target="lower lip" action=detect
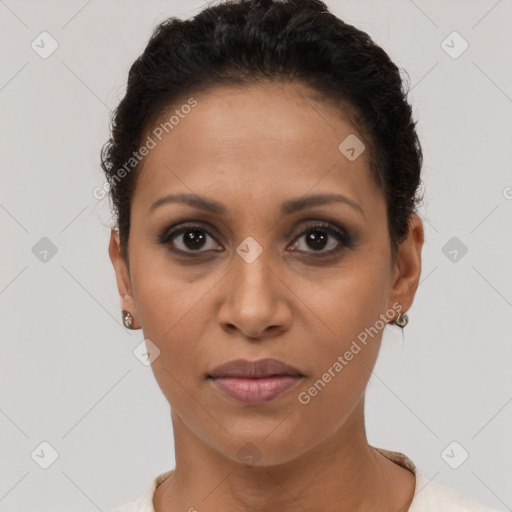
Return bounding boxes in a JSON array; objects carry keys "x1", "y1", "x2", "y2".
[{"x1": 209, "y1": 375, "x2": 302, "y2": 405}]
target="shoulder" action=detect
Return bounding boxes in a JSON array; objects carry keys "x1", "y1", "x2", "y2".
[
  {"x1": 107, "y1": 470, "x2": 173, "y2": 512},
  {"x1": 372, "y1": 446, "x2": 497, "y2": 512},
  {"x1": 410, "y1": 472, "x2": 498, "y2": 511}
]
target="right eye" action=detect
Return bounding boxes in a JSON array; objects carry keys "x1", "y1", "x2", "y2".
[{"x1": 159, "y1": 225, "x2": 223, "y2": 254}]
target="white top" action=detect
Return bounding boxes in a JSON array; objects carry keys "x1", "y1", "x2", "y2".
[{"x1": 109, "y1": 447, "x2": 497, "y2": 512}]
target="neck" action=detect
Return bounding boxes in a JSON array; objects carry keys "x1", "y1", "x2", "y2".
[{"x1": 154, "y1": 400, "x2": 415, "y2": 512}]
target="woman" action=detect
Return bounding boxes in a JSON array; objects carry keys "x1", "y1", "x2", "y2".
[{"x1": 103, "y1": 0, "x2": 496, "y2": 510}]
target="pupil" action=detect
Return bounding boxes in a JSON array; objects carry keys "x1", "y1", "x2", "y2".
[
  {"x1": 184, "y1": 230, "x2": 205, "y2": 250},
  {"x1": 307, "y1": 230, "x2": 327, "y2": 250}
]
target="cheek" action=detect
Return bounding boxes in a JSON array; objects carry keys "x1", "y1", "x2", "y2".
[
  {"x1": 293, "y1": 255, "x2": 390, "y2": 394},
  {"x1": 145, "y1": 321, "x2": 209, "y2": 426},
  {"x1": 297, "y1": 254, "x2": 390, "y2": 344},
  {"x1": 293, "y1": 286, "x2": 385, "y2": 438},
  {"x1": 130, "y1": 248, "x2": 210, "y2": 344}
]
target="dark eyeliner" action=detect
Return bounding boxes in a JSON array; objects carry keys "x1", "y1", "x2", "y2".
[
  {"x1": 157, "y1": 220, "x2": 354, "y2": 256},
  {"x1": 291, "y1": 222, "x2": 354, "y2": 256},
  {"x1": 157, "y1": 223, "x2": 213, "y2": 246}
]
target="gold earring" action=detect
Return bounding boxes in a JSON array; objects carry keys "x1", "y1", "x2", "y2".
[{"x1": 122, "y1": 310, "x2": 134, "y2": 329}]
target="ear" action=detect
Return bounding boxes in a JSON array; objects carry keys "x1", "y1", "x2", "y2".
[
  {"x1": 388, "y1": 214, "x2": 424, "y2": 319},
  {"x1": 108, "y1": 228, "x2": 140, "y2": 329}
]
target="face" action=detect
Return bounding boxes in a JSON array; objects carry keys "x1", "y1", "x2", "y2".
[{"x1": 109, "y1": 81, "x2": 423, "y2": 467}]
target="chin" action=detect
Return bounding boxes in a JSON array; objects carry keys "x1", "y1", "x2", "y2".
[{"x1": 212, "y1": 425, "x2": 312, "y2": 468}]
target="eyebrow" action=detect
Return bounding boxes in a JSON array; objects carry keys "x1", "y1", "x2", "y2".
[{"x1": 149, "y1": 192, "x2": 365, "y2": 218}]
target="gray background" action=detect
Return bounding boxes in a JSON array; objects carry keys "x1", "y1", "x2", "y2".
[{"x1": 1, "y1": 0, "x2": 511, "y2": 510}]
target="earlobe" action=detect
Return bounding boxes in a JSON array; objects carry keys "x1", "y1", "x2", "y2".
[
  {"x1": 108, "y1": 228, "x2": 140, "y2": 329},
  {"x1": 388, "y1": 214, "x2": 424, "y2": 318}
]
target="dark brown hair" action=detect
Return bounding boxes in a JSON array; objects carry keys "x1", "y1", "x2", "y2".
[{"x1": 101, "y1": 0, "x2": 424, "y2": 265}]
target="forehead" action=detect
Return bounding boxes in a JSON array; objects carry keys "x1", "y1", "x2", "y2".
[{"x1": 132, "y1": 81, "x2": 383, "y2": 219}]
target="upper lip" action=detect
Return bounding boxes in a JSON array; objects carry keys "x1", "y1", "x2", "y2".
[{"x1": 208, "y1": 358, "x2": 304, "y2": 379}]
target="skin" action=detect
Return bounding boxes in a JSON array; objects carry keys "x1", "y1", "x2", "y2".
[{"x1": 109, "y1": 81, "x2": 424, "y2": 511}]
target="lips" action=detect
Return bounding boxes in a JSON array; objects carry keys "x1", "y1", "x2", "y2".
[
  {"x1": 208, "y1": 358, "x2": 303, "y2": 379},
  {"x1": 207, "y1": 358, "x2": 304, "y2": 405}
]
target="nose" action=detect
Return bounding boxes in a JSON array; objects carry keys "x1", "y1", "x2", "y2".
[{"x1": 217, "y1": 246, "x2": 292, "y2": 340}]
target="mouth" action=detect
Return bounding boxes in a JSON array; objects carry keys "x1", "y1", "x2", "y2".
[{"x1": 207, "y1": 358, "x2": 305, "y2": 405}]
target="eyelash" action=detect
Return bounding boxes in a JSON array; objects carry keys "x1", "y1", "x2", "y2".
[{"x1": 158, "y1": 221, "x2": 353, "y2": 258}]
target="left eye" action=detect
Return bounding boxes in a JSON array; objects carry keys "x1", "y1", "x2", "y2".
[{"x1": 289, "y1": 224, "x2": 349, "y2": 254}]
